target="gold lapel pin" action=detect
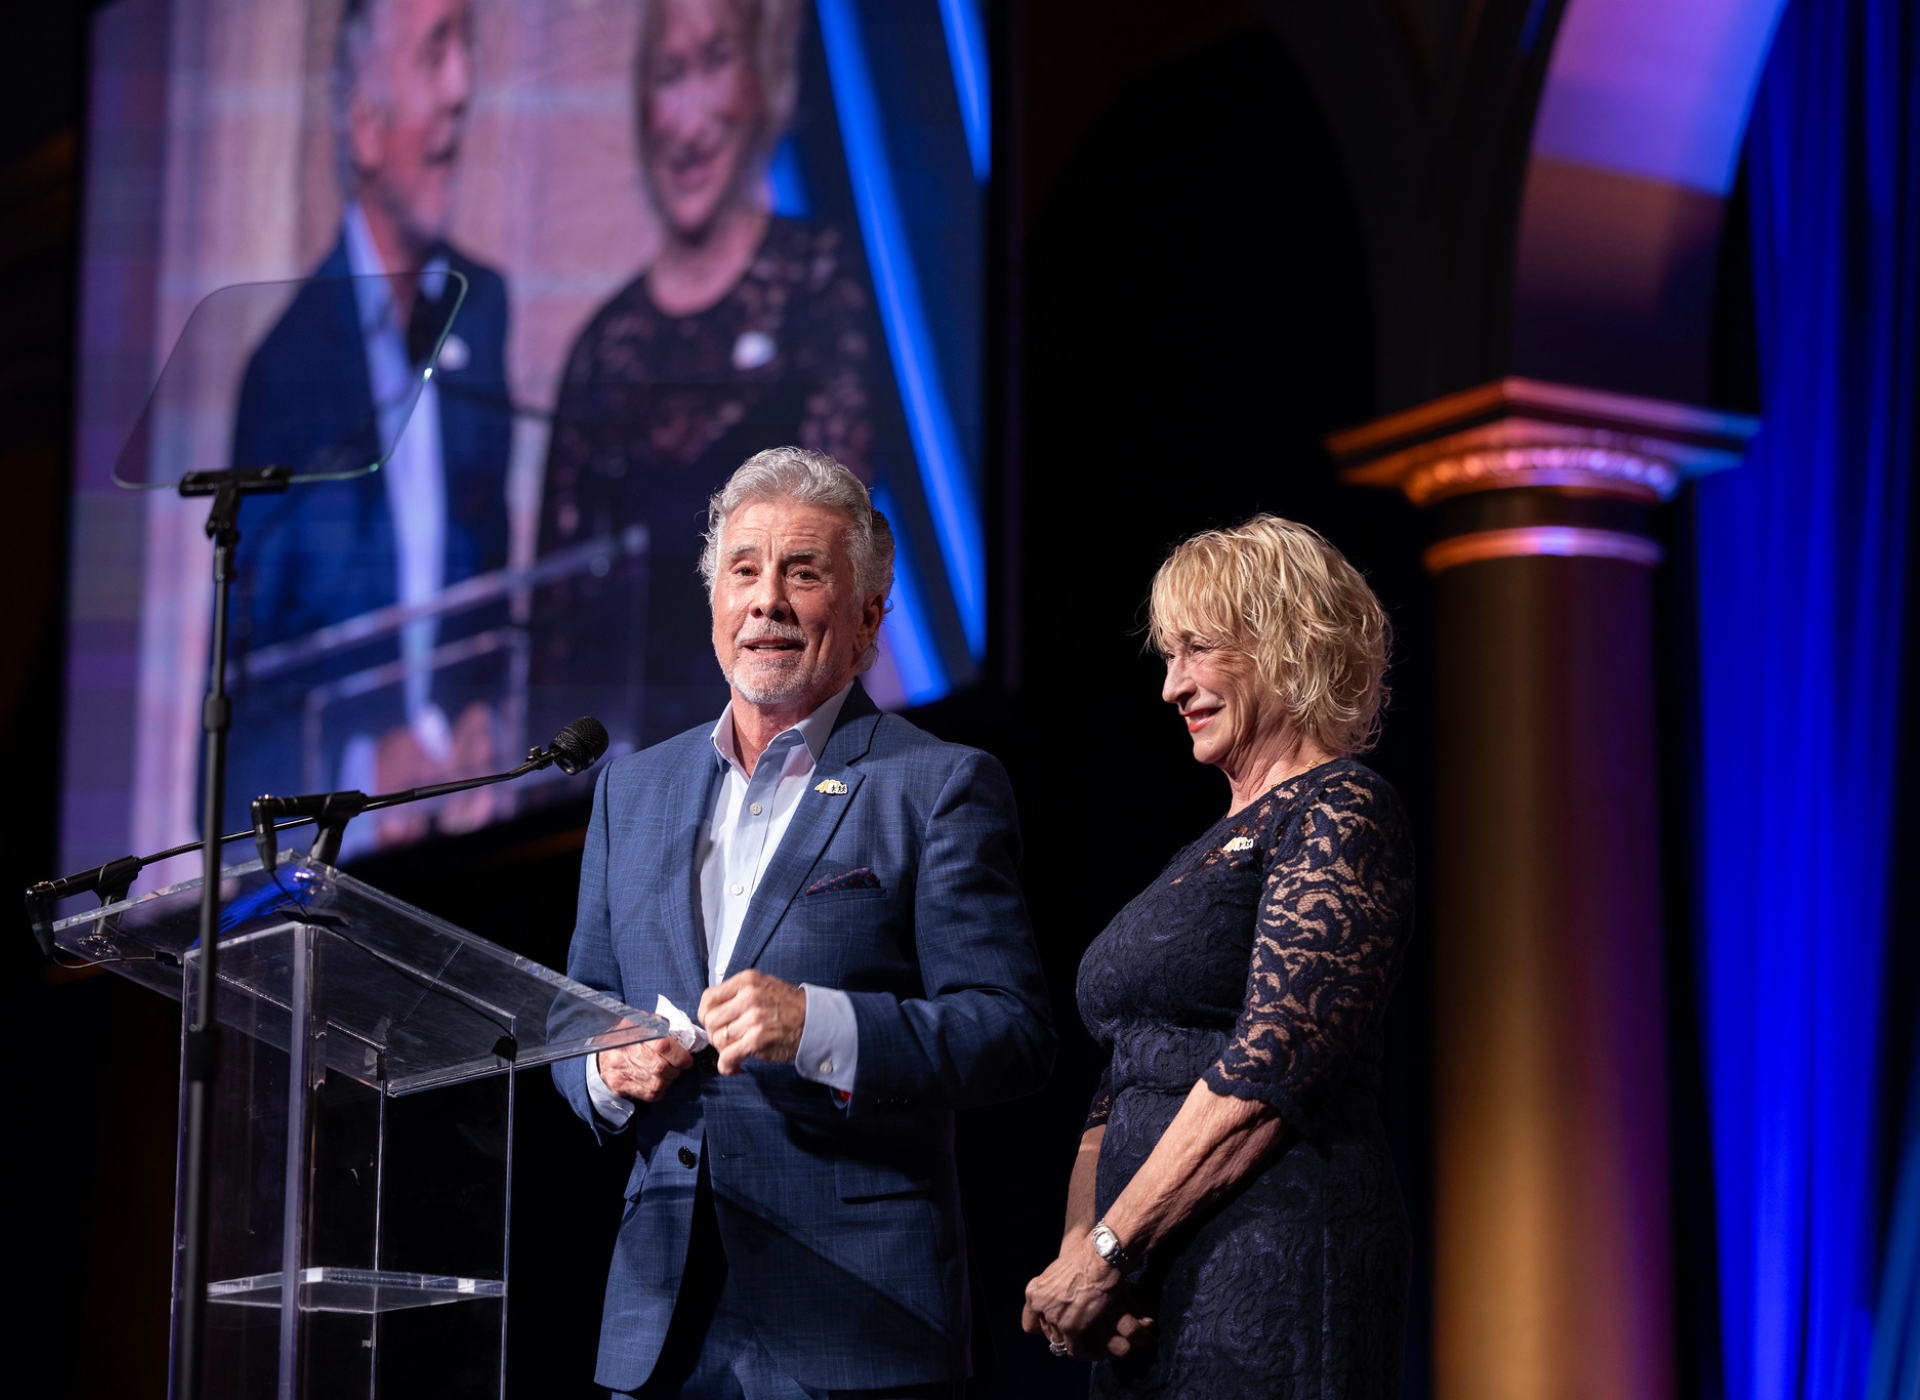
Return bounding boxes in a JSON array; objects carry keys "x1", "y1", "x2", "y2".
[
  {"x1": 1222, "y1": 836, "x2": 1256, "y2": 853},
  {"x1": 814, "y1": 778, "x2": 849, "y2": 795}
]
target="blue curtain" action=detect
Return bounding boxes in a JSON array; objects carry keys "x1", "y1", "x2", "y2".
[
  {"x1": 1865, "y1": 1016, "x2": 1920, "y2": 1400},
  {"x1": 1693, "y1": 0, "x2": 1920, "y2": 1393}
]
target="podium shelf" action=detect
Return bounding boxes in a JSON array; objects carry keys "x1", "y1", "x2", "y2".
[{"x1": 208, "y1": 1267, "x2": 506, "y2": 1314}]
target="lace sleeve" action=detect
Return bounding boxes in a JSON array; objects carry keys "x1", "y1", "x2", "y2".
[
  {"x1": 1202, "y1": 770, "x2": 1413, "y2": 1132},
  {"x1": 1083, "y1": 1059, "x2": 1115, "y2": 1134}
]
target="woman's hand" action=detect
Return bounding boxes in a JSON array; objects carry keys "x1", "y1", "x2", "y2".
[{"x1": 1021, "y1": 1232, "x2": 1154, "y2": 1360}]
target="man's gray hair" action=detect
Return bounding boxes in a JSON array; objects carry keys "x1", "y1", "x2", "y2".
[
  {"x1": 700, "y1": 447, "x2": 895, "y2": 649},
  {"x1": 331, "y1": 0, "x2": 386, "y2": 196}
]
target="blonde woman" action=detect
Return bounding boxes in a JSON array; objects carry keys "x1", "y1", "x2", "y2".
[
  {"x1": 1023, "y1": 515, "x2": 1414, "y2": 1398},
  {"x1": 537, "y1": 0, "x2": 885, "y2": 745}
]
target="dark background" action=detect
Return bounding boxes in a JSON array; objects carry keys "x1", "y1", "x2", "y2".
[{"x1": 18, "y1": 4, "x2": 1905, "y2": 1400}]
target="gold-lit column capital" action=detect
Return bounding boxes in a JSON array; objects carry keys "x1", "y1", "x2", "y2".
[
  {"x1": 1328, "y1": 378, "x2": 1757, "y2": 1400},
  {"x1": 1326, "y1": 377, "x2": 1757, "y2": 573}
]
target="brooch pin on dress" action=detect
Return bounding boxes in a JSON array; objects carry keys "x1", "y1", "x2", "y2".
[
  {"x1": 1222, "y1": 836, "x2": 1256, "y2": 853},
  {"x1": 814, "y1": 778, "x2": 849, "y2": 795}
]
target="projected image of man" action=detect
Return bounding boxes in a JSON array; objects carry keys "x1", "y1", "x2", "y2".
[{"x1": 229, "y1": 0, "x2": 513, "y2": 846}]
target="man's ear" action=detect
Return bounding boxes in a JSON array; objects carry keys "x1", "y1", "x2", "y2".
[
  {"x1": 859, "y1": 592, "x2": 887, "y2": 646},
  {"x1": 347, "y1": 88, "x2": 386, "y2": 179}
]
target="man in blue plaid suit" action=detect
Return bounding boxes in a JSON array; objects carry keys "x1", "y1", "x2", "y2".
[{"x1": 553, "y1": 447, "x2": 1055, "y2": 1398}]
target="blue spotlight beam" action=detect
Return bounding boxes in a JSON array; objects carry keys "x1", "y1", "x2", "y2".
[
  {"x1": 871, "y1": 486, "x2": 949, "y2": 705},
  {"x1": 815, "y1": 0, "x2": 987, "y2": 661},
  {"x1": 936, "y1": 0, "x2": 991, "y2": 183}
]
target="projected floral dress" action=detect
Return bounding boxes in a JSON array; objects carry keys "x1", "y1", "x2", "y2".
[
  {"x1": 1077, "y1": 760, "x2": 1414, "y2": 1399},
  {"x1": 535, "y1": 217, "x2": 885, "y2": 746}
]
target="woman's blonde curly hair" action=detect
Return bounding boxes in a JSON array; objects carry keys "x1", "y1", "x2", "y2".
[
  {"x1": 1146, "y1": 514, "x2": 1391, "y2": 757},
  {"x1": 633, "y1": 0, "x2": 804, "y2": 209}
]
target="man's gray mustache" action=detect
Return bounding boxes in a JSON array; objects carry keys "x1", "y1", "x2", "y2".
[{"x1": 735, "y1": 624, "x2": 807, "y2": 649}]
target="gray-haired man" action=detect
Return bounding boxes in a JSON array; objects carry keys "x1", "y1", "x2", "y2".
[
  {"x1": 553, "y1": 448, "x2": 1055, "y2": 1397},
  {"x1": 230, "y1": 0, "x2": 513, "y2": 827}
]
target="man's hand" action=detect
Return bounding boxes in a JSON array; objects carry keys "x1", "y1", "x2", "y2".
[
  {"x1": 597, "y1": 1035, "x2": 695, "y2": 1103},
  {"x1": 698, "y1": 970, "x2": 807, "y2": 1074}
]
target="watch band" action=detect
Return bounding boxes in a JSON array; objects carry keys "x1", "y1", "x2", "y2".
[{"x1": 1090, "y1": 1220, "x2": 1135, "y2": 1271}]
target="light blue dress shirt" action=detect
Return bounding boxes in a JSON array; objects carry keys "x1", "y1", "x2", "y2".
[
  {"x1": 587, "y1": 682, "x2": 863, "y2": 1125},
  {"x1": 334, "y1": 206, "x2": 456, "y2": 860},
  {"x1": 342, "y1": 202, "x2": 450, "y2": 741}
]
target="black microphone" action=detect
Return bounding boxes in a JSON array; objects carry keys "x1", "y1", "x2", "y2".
[
  {"x1": 548, "y1": 716, "x2": 610, "y2": 776},
  {"x1": 23, "y1": 853, "x2": 145, "y2": 957},
  {"x1": 252, "y1": 790, "x2": 370, "y2": 871}
]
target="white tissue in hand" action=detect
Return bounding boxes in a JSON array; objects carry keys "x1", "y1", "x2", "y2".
[{"x1": 654, "y1": 995, "x2": 711, "y2": 1053}]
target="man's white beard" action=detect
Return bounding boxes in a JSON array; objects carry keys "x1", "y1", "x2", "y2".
[
  {"x1": 730, "y1": 662, "x2": 815, "y2": 706},
  {"x1": 726, "y1": 620, "x2": 816, "y2": 705}
]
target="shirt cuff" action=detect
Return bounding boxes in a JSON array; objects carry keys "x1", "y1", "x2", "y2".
[
  {"x1": 585, "y1": 1051, "x2": 636, "y2": 1128},
  {"x1": 795, "y1": 984, "x2": 858, "y2": 1094}
]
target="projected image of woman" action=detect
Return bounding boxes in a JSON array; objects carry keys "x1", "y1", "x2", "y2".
[{"x1": 536, "y1": 0, "x2": 885, "y2": 746}]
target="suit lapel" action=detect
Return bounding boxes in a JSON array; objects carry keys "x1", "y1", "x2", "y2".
[
  {"x1": 728, "y1": 687, "x2": 881, "y2": 976},
  {"x1": 318, "y1": 237, "x2": 387, "y2": 498},
  {"x1": 658, "y1": 748, "x2": 725, "y2": 1001},
  {"x1": 316, "y1": 237, "x2": 373, "y2": 421}
]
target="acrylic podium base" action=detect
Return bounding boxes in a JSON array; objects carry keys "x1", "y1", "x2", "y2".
[{"x1": 51, "y1": 854, "x2": 665, "y2": 1400}]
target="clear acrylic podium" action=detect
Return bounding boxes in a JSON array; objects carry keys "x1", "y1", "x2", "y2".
[{"x1": 52, "y1": 854, "x2": 664, "y2": 1399}]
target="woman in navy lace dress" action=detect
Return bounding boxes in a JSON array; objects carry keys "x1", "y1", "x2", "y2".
[{"x1": 1023, "y1": 515, "x2": 1413, "y2": 1398}]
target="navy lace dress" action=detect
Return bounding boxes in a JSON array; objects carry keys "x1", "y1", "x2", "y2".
[{"x1": 1077, "y1": 760, "x2": 1414, "y2": 1398}]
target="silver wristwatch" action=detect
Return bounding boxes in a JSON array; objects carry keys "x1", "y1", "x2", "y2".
[{"x1": 1089, "y1": 1220, "x2": 1135, "y2": 1271}]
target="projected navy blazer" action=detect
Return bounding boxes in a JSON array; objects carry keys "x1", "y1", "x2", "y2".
[
  {"x1": 231, "y1": 235, "x2": 511, "y2": 653},
  {"x1": 223, "y1": 235, "x2": 511, "y2": 803},
  {"x1": 553, "y1": 683, "x2": 1055, "y2": 1393}
]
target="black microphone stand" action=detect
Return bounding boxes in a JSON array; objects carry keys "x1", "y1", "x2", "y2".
[
  {"x1": 174, "y1": 464, "x2": 289, "y2": 1400},
  {"x1": 23, "y1": 432, "x2": 600, "y2": 1397}
]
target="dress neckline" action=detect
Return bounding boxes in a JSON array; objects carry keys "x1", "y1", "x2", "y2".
[{"x1": 1219, "y1": 756, "x2": 1353, "y2": 827}]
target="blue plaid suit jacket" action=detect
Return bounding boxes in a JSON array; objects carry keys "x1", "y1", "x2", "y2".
[{"x1": 553, "y1": 683, "x2": 1056, "y2": 1392}]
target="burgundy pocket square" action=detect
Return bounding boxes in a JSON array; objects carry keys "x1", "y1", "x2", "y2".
[{"x1": 806, "y1": 867, "x2": 882, "y2": 895}]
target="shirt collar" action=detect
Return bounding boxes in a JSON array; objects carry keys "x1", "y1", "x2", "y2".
[
  {"x1": 342, "y1": 202, "x2": 450, "y2": 336},
  {"x1": 710, "y1": 679, "x2": 858, "y2": 776}
]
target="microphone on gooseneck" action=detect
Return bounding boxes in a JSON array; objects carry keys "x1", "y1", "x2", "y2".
[
  {"x1": 548, "y1": 716, "x2": 611, "y2": 776},
  {"x1": 25, "y1": 716, "x2": 618, "y2": 955},
  {"x1": 248, "y1": 716, "x2": 613, "y2": 870}
]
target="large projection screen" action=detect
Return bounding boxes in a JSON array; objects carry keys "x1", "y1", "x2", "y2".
[{"x1": 61, "y1": 0, "x2": 987, "y2": 884}]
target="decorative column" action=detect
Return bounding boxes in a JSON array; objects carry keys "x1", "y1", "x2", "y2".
[{"x1": 1326, "y1": 379, "x2": 1756, "y2": 1400}]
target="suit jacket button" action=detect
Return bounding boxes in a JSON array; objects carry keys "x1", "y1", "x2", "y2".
[{"x1": 677, "y1": 1146, "x2": 697, "y2": 1169}]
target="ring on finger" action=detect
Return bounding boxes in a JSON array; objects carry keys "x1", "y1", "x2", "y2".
[{"x1": 1048, "y1": 1340, "x2": 1070, "y2": 1357}]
